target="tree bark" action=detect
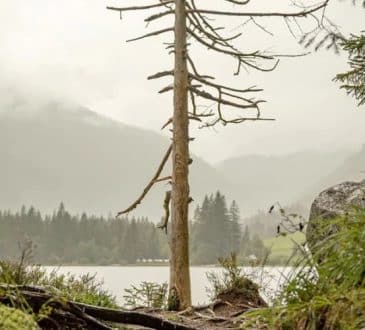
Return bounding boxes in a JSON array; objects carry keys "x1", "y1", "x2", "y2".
[{"x1": 169, "y1": 0, "x2": 191, "y2": 311}]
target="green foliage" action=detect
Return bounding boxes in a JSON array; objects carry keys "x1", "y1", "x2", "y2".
[
  {"x1": 258, "y1": 204, "x2": 307, "y2": 265},
  {"x1": 40, "y1": 272, "x2": 117, "y2": 308},
  {"x1": 191, "y1": 192, "x2": 269, "y2": 265},
  {"x1": 123, "y1": 281, "x2": 168, "y2": 309},
  {"x1": 0, "y1": 305, "x2": 38, "y2": 330},
  {"x1": 298, "y1": 1, "x2": 364, "y2": 105},
  {"x1": 263, "y1": 232, "x2": 306, "y2": 263},
  {"x1": 229, "y1": 200, "x2": 242, "y2": 254},
  {"x1": 1, "y1": 197, "x2": 288, "y2": 267},
  {"x1": 206, "y1": 253, "x2": 259, "y2": 301},
  {"x1": 0, "y1": 242, "x2": 44, "y2": 286},
  {"x1": 191, "y1": 192, "x2": 234, "y2": 264},
  {"x1": 243, "y1": 208, "x2": 365, "y2": 329},
  {"x1": 335, "y1": 33, "x2": 365, "y2": 106},
  {"x1": 191, "y1": 192, "x2": 245, "y2": 264},
  {"x1": 0, "y1": 203, "x2": 168, "y2": 265},
  {"x1": 0, "y1": 246, "x2": 117, "y2": 308}
]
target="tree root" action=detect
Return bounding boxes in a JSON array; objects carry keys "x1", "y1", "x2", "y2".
[{"x1": 0, "y1": 285, "x2": 196, "y2": 330}]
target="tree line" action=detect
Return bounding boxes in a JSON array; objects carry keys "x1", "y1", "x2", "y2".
[
  {"x1": 191, "y1": 192, "x2": 267, "y2": 264},
  {"x1": 0, "y1": 203, "x2": 168, "y2": 265},
  {"x1": 0, "y1": 192, "x2": 268, "y2": 265}
]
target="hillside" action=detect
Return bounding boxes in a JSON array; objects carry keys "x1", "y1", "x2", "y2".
[
  {"x1": 238, "y1": 147, "x2": 365, "y2": 240},
  {"x1": 1, "y1": 97, "x2": 363, "y2": 219},
  {"x1": 264, "y1": 232, "x2": 306, "y2": 264},
  {"x1": 216, "y1": 150, "x2": 352, "y2": 214},
  {"x1": 0, "y1": 100, "x2": 232, "y2": 219},
  {"x1": 308, "y1": 145, "x2": 365, "y2": 196}
]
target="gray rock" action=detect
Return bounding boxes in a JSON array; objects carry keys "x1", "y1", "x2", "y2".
[{"x1": 307, "y1": 180, "x2": 365, "y2": 251}]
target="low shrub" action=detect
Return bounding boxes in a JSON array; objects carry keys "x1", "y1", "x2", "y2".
[
  {"x1": 206, "y1": 253, "x2": 258, "y2": 299},
  {"x1": 123, "y1": 281, "x2": 168, "y2": 309},
  {"x1": 243, "y1": 208, "x2": 365, "y2": 329},
  {"x1": 206, "y1": 253, "x2": 267, "y2": 307},
  {"x1": 0, "y1": 242, "x2": 117, "y2": 308}
]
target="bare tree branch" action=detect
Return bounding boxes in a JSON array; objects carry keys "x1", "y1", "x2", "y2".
[
  {"x1": 107, "y1": 2, "x2": 174, "y2": 14},
  {"x1": 145, "y1": 1, "x2": 329, "y2": 22},
  {"x1": 148, "y1": 70, "x2": 174, "y2": 80},
  {"x1": 186, "y1": 1, "x2": 330, "y2": 18},
  {"x1": 116, "y1": 144, "x2": 172, "y2": 217},
  {"x1": 126, "y1": 27, "x2": 174, "y2": 43},
  {"x1": 157, "y1": 190, "x2": 172, "y2": 233},
  {"x1": 154, "y1": 176, "x2": 172, "y2": 183}
]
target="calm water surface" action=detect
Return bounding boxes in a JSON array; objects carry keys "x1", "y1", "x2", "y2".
[{"x1": 44, "y1": 266, "x2": 292, "y2": 305}]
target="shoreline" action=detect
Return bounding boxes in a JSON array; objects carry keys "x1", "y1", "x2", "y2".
[{"x1": 41, "y1": 264, "x2": 290, "y2": 268}]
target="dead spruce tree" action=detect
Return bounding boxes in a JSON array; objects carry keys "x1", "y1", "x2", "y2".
[{"x1": 107, "y1": 0, "x2": 329, "y2": 310}]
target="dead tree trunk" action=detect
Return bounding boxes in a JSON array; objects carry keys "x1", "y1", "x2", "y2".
[
  {"x1": 169, "y1": 0, "x2": 191, "y2": 311},
  {"x1": 107, "y1": 0, "x2": 330, "y2": 313}
]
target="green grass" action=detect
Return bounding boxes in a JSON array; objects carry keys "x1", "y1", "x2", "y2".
[
  {"x1": 243, "y1": 208, "x2": 365, "y2": 329},
  {"x1": 264, "y1": 232, "x2": 306, "y2": 262},
  {"x1": 0, "y1": 256, "x2": 118, "y2": 308}
]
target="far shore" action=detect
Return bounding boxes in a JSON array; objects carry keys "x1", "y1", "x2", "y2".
[
  {"x1": 42, "y1": 263, "x2": 218, "y2": 268},
  {"x1": 41, "y1": 263, "x2": 288, "y2": 268}
]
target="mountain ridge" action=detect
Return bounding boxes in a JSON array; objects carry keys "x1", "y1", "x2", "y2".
[
  {"x1": 1, "y1": 98, "x2": 363, "y2": 219},
  {"x1": 0, "y1": 100, "x2": 233, "y2": 219}
]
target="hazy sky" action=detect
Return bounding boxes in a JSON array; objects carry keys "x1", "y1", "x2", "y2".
[{"x1": 1, "y1": 0, "x2": 364, "y2": 162}]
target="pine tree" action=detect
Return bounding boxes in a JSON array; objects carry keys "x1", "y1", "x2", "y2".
[
  {"x1": 191, "y1": 192, "x2": 234, "y2": 264},
  {"x1": 335, "y1": 34, "x2": 365, "y2": 106},
  {"x1": 211, "y1": 191, "x2": 231, "y2": 258},
  {"x1": 229, "y1": 201, "x2": 242, "y2": 254},
  {"x1": 191, "y1": 195, "x2": 215, "y2": 264},
  {"x1": 240, "y1": 225, "x2": 251, "y2": 257},
  {"x1": 124, "y1": 217, "x2": 141, "y2": 264}
]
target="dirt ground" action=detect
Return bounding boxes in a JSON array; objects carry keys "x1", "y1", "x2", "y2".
[{"x1": 130, "y1": 288, "x2": 267, "y2": 329}]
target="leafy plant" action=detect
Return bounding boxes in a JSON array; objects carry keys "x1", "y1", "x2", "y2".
[
  {"x1": 243, "y1": 208, "x2": 365, "y2": 329},
  {"x1": 41, "y1": 271, "x2": 117, "y2": 308},
  {"x1": 0, "y1": 243, "x2": 117, "y2": 308},
  {"x1": 123, "y1": 281, "x2": 168, "y2": 309}
]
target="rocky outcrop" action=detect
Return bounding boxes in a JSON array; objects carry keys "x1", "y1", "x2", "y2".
[{"x1": 307, "y1": 180, "x2": 365, "y2": 251}]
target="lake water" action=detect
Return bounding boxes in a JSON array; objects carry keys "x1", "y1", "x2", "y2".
[{"x1": 44, "y1": 266, "x2": 292, "y2": 305}]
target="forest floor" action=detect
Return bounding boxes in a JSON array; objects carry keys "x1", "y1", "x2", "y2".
[
  {"x1": 0, "y1": 284, "x2": 267, "y2": 330},
  {"x1": 128, "y1": 288, "x2": 267, "y2": 330}
]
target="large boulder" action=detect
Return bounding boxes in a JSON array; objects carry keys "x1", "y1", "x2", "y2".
[{"x1": 307, "y1": 180, "x2": 365, "y2": 251}]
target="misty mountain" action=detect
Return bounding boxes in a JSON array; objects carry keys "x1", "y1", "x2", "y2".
[
  {"x1": 0, "y1": 101, "x2": 232, "y2": 219},
  {"x1": 2, "y1": 98, "x2": 363, "y2": 220},
  {"x1": 305, "y1": 145, "x2": 365, "y2": 201},
  {"x1": 216, "y1": 150, "x2": 352, "y2": 213}
]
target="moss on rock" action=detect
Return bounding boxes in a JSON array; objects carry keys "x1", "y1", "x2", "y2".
[{"x1": 0, "y1": 304, "x2": 38, "y2": 330}]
